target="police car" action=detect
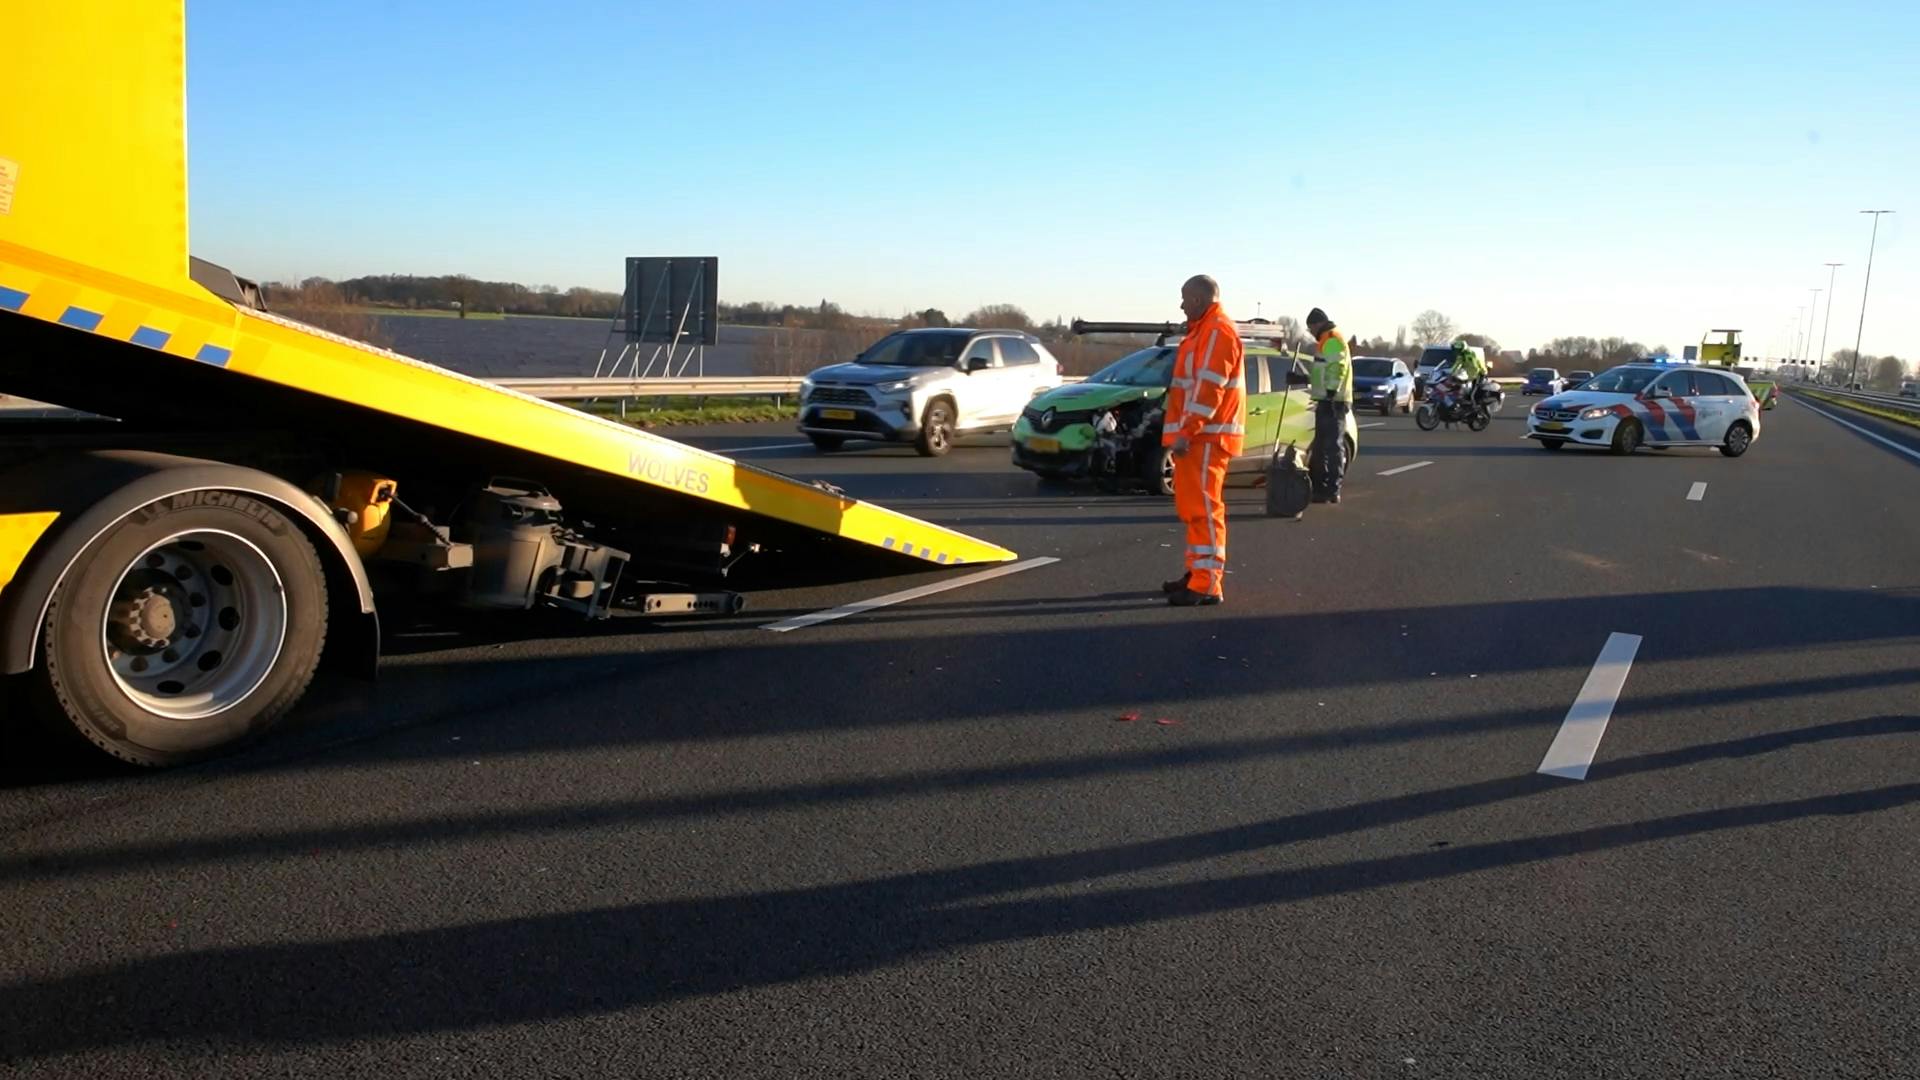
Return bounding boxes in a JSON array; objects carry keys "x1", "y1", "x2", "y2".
[{"x1": 1527, "y1": 363, "x2": 1759, "y2": 457}]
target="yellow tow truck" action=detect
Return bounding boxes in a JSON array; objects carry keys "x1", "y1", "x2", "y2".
[
  {"x1": 0, "y1": 4, "x2": 1014, "y2": 766},
  {"x1": 1698, "y1": 329, "x2": 1777, "y2": 410}
]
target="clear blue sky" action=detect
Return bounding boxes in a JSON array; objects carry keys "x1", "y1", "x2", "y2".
[{"x1": 188, "y1": 0, "x2": 1916, "y2": 362}]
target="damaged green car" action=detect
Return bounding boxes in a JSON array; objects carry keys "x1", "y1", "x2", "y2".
[{"x1": 1010, "y1": 344, "x2": 1358, "y2": 495}]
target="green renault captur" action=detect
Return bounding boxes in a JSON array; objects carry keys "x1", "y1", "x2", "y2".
[{"x1": 1010, "y1": 343, "x2": 1358, "y2": 495}]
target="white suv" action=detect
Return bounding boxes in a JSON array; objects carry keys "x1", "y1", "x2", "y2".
[{"x1": 798, "y1": 328, "x2": 1061, "y2": 456}]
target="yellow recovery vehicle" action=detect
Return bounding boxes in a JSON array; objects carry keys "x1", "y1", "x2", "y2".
[
  {"x1": 1697, "y1": 329, "x2": 1777, "y2": 411},
  {"x1": 0, "y1": 4, "x2": 1014, "y2": 766}
]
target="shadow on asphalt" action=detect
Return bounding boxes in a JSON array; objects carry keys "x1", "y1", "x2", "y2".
[
  {"x1": 1, "y1": 714, "x2": 1914, "y2": 1059},
  {"x1": 6, "y1": 585, "x2": 1916, "y2": 791}
]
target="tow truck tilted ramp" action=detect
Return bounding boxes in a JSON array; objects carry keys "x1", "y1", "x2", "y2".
[{"x1": 0, "y1": 3, "x2": 1013, "y2": 767}]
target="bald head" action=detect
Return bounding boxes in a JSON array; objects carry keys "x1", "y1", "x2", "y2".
[{"x1": 1180, "y1": 275, "x2": 1219, "y2": 321}]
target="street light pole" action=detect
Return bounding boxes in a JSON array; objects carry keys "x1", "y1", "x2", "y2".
[
  {"x1": 1851, "y1": 210, "x2": 1894, "y2": 386},
  {"x1": 1806, "y1": 288, "x2": 1821, "y2": 365},
  {"x1": 1818, "y1": 261, "x2": 1842, "y2": 375}
]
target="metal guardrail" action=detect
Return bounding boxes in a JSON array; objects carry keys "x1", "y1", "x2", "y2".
[
  {"x1": 1789, "y1": 385, "x2": 1920, "y2": 417},
  {"x1": 493, "y1": 376, "x2": 803, "y2": 399},
  {"x1": 494, "y1": 375, "x2": 1089, "y2": 401}
]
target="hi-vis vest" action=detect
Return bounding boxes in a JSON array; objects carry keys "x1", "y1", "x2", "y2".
[
  {"x1": 1312, "y1": 328, "x2": 1353, "y2": 402},
  {"x1": 1163, "y1": 303, "x2": 1246, "y2": 455}
]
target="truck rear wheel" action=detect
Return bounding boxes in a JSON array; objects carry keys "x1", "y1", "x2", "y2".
[{"x1": 31, "y1": 492, "x2": 329, "y2": 767}]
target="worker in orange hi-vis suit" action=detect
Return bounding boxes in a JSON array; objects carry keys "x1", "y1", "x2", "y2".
[{"x1": 1160, "y1": 275, "x2": 1245, "y2": 607}]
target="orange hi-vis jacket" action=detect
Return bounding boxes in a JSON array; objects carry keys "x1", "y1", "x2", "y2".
[{"x1": 1161, "y1": 303, "x2": 1247, "y2": 456}]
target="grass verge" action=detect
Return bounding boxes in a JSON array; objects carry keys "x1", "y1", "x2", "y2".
[
  {"x1": 578, "y1": 397, "x2": 799, "y2": 427},
  {"x1": 1796, "y1": 389, "x2": 1920, "y2": 430}
]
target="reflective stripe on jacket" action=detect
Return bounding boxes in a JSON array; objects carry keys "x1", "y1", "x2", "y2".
[
  {"x1": 1312, "y1": 328, "x2": 1353, "y2": 402},
  {"x1": 1163, "y1": 303, "x2": 1246, "y2": 455},
  {"x1": 1450, "y1": 348, "x2": 1487, "y2": 383}
]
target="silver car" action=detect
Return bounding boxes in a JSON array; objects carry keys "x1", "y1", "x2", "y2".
[{"x1": 798, "y1": 328, "x2": 1061, "y2": 456}]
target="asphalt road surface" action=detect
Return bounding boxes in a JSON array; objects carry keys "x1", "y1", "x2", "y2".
[{"x1": 2, "y1": 395, "x2": 1916, "y2": 1078}]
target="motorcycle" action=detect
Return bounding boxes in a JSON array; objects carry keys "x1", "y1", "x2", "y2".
[{"x1": 1415, "y1": 378, "x2": 1496, "y2": 432}]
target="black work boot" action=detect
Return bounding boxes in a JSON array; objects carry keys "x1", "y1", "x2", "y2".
[
  {"x1": 1162, "y1": 577, "x2": 1189, "y2": 595},
  {"x1": 1168, "y1": 589, "x2": 1223, "y2": 608}
]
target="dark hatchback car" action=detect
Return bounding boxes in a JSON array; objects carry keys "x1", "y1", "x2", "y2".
[
  {"x1": 1352, "y1": 356, "x2": 1414, "y2": 415},
  {"x1": 1523, "y1": 368, "x2": 1565, "y2": 396},
  {"x1": 1563, "y1": 369, "x2": 1595, "y2": 391}
]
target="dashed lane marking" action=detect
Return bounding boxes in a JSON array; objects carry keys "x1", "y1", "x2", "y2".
[
  {"x1": 1687, "y1": 482, "x2": 1708, "y2": 501},
  {"x1": 1538, "y1": 632, "x2": 1643, "y2": 781},
  {"x1": 1377, "y1": 460, "x2": 1434, "y2": 477},
  {"x1": 1358, "y1": 421, "x2": 1385, "y2": 429},
  {"x1": 761, "y1": 557, "x2": 1061, "y2": 632}
]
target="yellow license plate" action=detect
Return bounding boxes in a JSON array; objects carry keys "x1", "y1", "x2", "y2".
[
  {"x1": 820, "y1": 408, "x2": 856, "y2": 420},
  {"x1": 1026, "y1": 435, "x2": 1061, "y2": 453},
  {"x1": 1537, "y1": 422, "x2": 1567, "y2": 432}
]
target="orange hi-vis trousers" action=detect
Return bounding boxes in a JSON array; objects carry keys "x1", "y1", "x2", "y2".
[{"x1": 1173, "y1": 440, "x2": 1231, "y2": 596}]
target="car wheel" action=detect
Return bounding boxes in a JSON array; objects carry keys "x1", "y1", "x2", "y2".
[
  {"x1": 1539, "y1": 438, "x2": 1566, "y2": 450},
  {"x1": 915, "y1": 400, "x2": 955, "y2": 457},
  {"x1": 1142, "y1": 444, "x2": 1174, "y2": 497},
  {"x1": 807, "y1": 435, "x2": 844, "y2": 452},
  {"x1": 1610, "y1": 418, "x2": 1642, "y2": 456},
  {"x1": 1720, "y1": 422, "x2": 1753, "y2": 458}
]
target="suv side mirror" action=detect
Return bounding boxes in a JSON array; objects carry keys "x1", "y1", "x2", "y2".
[{"x1": 966, "y1": 356, "x2": 991, "y2": 373}]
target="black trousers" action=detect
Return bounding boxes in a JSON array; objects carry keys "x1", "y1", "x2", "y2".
[{"x1": 1312, "y1": 400, "x2": 1350, "y2": 494}]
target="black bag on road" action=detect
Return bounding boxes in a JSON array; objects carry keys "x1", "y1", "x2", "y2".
[{"x1": 1265, "y1": 442, "x2": 1311, "y2": 519}]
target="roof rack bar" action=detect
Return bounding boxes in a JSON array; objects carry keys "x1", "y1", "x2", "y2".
[{"x1": 1070, "y1": 319, "x2": 1293, "y2": 341}]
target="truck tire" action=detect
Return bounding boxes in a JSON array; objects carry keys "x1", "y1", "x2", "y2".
[{"x1": 29, "y1": 492, "x2": 329, "y2": 767}]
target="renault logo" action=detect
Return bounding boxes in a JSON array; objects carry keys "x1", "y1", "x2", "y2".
[{"x1": 1040, "y1": 408, "x2": 1056, "y2": 429}]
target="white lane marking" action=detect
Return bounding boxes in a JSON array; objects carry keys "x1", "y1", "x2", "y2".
[
  {"x1": 711, "y1": 442, "x2": 817, "y2": 454},
  {"x1": 1358, "y1": 421, "x2": 1385, "y2": 429},
  {"x1": 761, "y1": 557, "x2": 1061, "y2": 632},
  {"x1": 1686, "y1": 482, "x2": 1708, "y2": 501},
  {"x1": 1537, "y1": 632, "x2": 1643, "y2": 781},
  {"x1": 1377, "y1": 460, "x2": 1434, "y2": 477},
  {"x1": 1793, "y1": 398, "x2": 1920, "y2": 463}
]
